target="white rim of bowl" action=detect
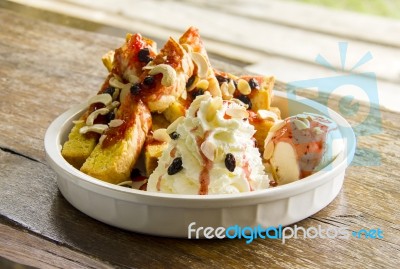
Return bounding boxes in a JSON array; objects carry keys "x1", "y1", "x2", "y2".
[{"x1": 44, "y1": 91, "x2": 356, "y2": 206}]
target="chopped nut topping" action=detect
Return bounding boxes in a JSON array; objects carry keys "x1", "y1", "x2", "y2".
[
  {"x1": 293, "y1": 119, "x2": 310, "y2": 130},
  {"x1": 79, "y1": 124, "x2": 109, "y2": 135},
  {"x1": 190, "y1": 52, "x2": 209, "y2": 79},
  {"x1": 207, "y1": 77, "x2": 222, "y2": 97},
  {"x1": 149, "y1": 64, "x2": 177, "y2": 87},
  {"x1": 86, "y1": 108, "x2": 109, "y2": 126},
  {"x1": 237, "y1": 79, "x2": 251, "y2": 95},
  {"x1": 228, "y1": 79, "x2": 236, "y2": 95},
  {"x1": 196, "y1": 79, "x2": 209, "y2": 90},
  {"x1": 220, "y1": 82, "x2": 232, "y2": 99},
  {"x1": 263, "y1": 141, "x2": 275, "y2": 160},
  {"x1": 88, "y1": 93, "x2": 112, "y2": 106},
  {"x1": 226, "y1": 107, "x2": 249, "y2": 119},
  {"x1": 109, "y1": 77, "x2": 127, "y2": 89},
  {"x1": 201, "y1": 140, "x2": 216, "y2": 161},
  {"x1": 153, "y1": 128, "x2": 171, "y2": 143},
  {"x1": 108, "y1": 119, "x2": 124, "y2": 128},
  {"x1": 257, "y1": 110, "x2": 278, "y2": 121}
]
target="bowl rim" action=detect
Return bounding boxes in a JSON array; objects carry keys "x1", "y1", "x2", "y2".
[{"x1": 44, "y1": 91, "x2": 356, "y2": 206}]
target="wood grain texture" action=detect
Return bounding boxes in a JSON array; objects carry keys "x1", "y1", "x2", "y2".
[
  {"x1": 14, "y1": 0, "x2": 400, "y2": 84},
  {"x1": 0, "y1": 222, "x2": 113, "y2": 269},
  {"x1": 0, "y1": 7, "x2": 399, "y2": 269}
]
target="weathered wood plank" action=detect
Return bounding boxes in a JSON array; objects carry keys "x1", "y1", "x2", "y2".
[
  {"x1": 246, "y1": 58, "x2": 400, "y2": 112},
  {"x1": 1, "y1": 147, "x2": 399, "y2": 269},
  {"x1": 185, "y1": 0, "x2": 400, "y2": 48},
  {"x1": 0, "y1": 9, "x2": 121, "y2": 162},
  {"x1": 0, "y1": 222, "x2": 113, "y2": 269},
  {"x1": 13, "y1": 0, "x2": 400, "y2": 84}
]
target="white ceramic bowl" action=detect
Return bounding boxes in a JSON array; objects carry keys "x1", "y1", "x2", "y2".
[{"x1": 45, "y1": 91, "x2": 355, "y2": 237}]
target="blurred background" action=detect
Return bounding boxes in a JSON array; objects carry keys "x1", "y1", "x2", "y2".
[{"x1": 5, "y1": 0, "x2": 400, "y2": 111}]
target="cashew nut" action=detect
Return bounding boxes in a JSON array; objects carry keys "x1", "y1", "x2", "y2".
[
  {"x1": 149, "y1": 64, "x2": 176, "y2": 87},
  {"x1": 109, "y1": 77, "x2": 127, "y2": 89},
  {"x1": 86, "y1": 108, "x2": 109, "y2": 126},
  {"x1": 79, "y1": 124, "x2": 109, "y2": 134},
  {"x1": 190, "y1": 52, "x2": 209, "y2": 79},
  {"x1": 88, "y1": 93, "x2": 112, "y2": 106}
]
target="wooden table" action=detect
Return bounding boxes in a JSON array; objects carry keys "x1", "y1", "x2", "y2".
[{"x1": 0, "y1": 5, "x2": 399, "y2": 269}]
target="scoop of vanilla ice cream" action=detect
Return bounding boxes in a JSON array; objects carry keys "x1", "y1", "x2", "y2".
[
  {"x1": 147, "y1": 93, "x2": 269, "y2": 194},
  {"x1": 263, "y1": 113, "x2": 343, "y2": 185}
]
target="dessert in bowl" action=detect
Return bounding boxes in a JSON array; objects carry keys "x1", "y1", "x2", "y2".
[{"x1": 44, "y1": 27, "x2": 355, "y2": 237}]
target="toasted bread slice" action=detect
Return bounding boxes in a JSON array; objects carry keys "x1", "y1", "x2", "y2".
[
  {"x1": 163, "y1": 100, "x2": 186, "y2": 123},
  {"x1": 142, "y1": 37, "x2": 194, "y2": 113},
  {"x1": 113, "y1": 33, "x2": 157, "y2": 81},
  {"x1": 80, "y1": 97, "x2": 151, "y2": 184},
  {"x1": 61, "y1": 120, "x2": 98, "y2": 169},
  {"x1": 151, "y1": 113, "x2": 170, "y2": 130},
  {"x1": 62, "y1": 34, "x2": 156, "y2": 169},
  {"x1": 245, "y1": 75, "x2": 275, "y2": 111},
  {"x1": 144, "y1": 140, "x2": 168, "y2": 177}
]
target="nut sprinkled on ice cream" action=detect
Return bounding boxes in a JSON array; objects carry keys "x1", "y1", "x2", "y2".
[{"x1": 147, "y1": 93, "x2": 269, "y2": 195}]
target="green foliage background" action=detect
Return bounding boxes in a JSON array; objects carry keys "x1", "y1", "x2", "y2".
[{"x1": 294, "y1": 0, "x2": 400, "y2": 19}]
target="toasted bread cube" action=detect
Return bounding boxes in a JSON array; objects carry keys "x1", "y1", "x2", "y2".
[
  {"x1": 152, "y1": 113, "x2": 170, "y2": 131},
  {"x1": 250, "y1": 106, "x2": 281, "y2": 153},
  {"x1": 80, "y1": 100, "x2": 151, "y2": 184},
  {"x1": 249, "y1": 76, "x2": 275, "y2": 112},
  {"x1": 250, "y1": 117, "x2": 275, "y2": 154},
  {"x1": 61, "y1": 120, "x2": 98, "y2": 169},
  {"x1": 163, "y1": 100, "x2": 186, "y2": 123},
  {"x1": 144, "y1": 141, "x2": 168, "y2": 177},
  {"x1": 102, "y1": 50, "x2": 115, "y2": 72}
]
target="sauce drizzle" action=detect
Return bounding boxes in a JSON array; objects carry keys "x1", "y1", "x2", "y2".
[{"x1": 196, "y1": 131, "x2": 213, "y2": 195}]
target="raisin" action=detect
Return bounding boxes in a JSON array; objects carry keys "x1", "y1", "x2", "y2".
[
  {"x1": 168, "y1": 157, "x2": 183, "y2": 175},
  {"x1": 225, "y1": 153, "x2": 236, "y2": 172},
  {"x1": 138, "y1": 48, "x2": 152, "y2": 63},
  {"x1": 130, "y1": 83, "x2": 141, "y2": 95},
  {"x1": 130, "y1": 168, "x2": 142, "y2": 178},
  {"x1": 248, "y1": 78, "x2": 259, "y2": 90},
  {"x1": 105, "y1": 111, "x2": 115, "y2": 122},
  {"x1": 191, "y1": 89, "x2": 204, "y2": 99},
  {"x1": 269, "y1": 180, "x2": 278, "y2": 187},
  {"x1": 237, "y1": 95, "x2": 252, "y2": 110},
  {"x1": 143, "y1": 76, "x2": 155, "y2": 87},
  {"x1": 233, "y1": 80, "x2": 238, "y2": 89},
  {"x1": 216, "y1": 75, "x2": 229, "y2": 84},
  {"x1": 186, "y1": 75, "x2": 196, "y2": 88},
  {"x1": 103, "y1": 86, "x2": 115, "y2": 96},
  {"x1": 169, "y1": 131, "x2": 180, "y2": 140}
]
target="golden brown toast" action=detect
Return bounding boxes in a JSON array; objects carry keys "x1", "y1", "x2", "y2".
[
  {"x1": 62, "y1": 34, "x2": 157, "y2": 170},
  {"x1": 61, "y1": 26, "x2": 281, "y2": 186},
  {"x1": 80, "y1": 97, "x2": 151, "y2": 184},
  {"x1": 144, "y1": 140, "x2": 167, "y2": 177},
  {"x1": 61, "y1": 120, "x2": 98, "y2": 169},
  {"x1": 141, "y1": 37, "x2": 194, "y2": 113}
]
